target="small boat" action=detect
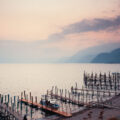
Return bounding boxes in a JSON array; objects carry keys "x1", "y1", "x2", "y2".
[{"x1": 40, "y1": 95, "x2": 59, "y2": 109}]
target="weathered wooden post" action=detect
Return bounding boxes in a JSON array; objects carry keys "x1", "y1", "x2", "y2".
[
  {"x1": 30, "y1": 107, "x2": 33, "y2": 119},
  {"x1": 104, "y1": 73, "x2": 107, "y2": 90},
  {"x1": 109, "y1": 72, "x2": 112, "y2": 90},
  {"x1": 35, "y1": 96, "x2": 37, "y2": 103},
  {"x1": 84, "y1": 71, "x2": 88, "y2": 87},
  {"x1": 97, "y1": 86, "x2": 99, "y2": 106},
  {"x1": 57, "y1": 87, "x2": 58, "y2": 98},
  {"x1": 0, "y1": 94, "x2": 1, "y2": 103},
  {"x1": 30, "y1": 92, "x2": 32, "y2": 101},
  {"x1": 60, "y1": 89, "x2": 62, "y2": 100},
  {"x1": 26, "y1": 95, "x2": 28, "y2": 115},
  {"x1": 68, "y1": 91, "x2": 71, "y2": 103},
  {"x1": 47, "y1": 90, "x2": 49, "y2": 96},
  {"x1": 86, "y1": 89, "x2": 88, "y2": 104},
  {"x1": 26, "y1": 94, "x2": 28, "y2": 101},
  {"x1": 55, "y1": 86, "x2": 57, "y2": 98},
  {"x1": 8, "y1": 94, "x2": 10, "y2": 105},
  {"x1": 65, "y1": 104, "x2": 67, "y2": 114},
  {"x1": 75, "y1": 82, "x2": 78, "y2": 95},
  {"x1": 115, "y1": 73, "x2": 117, "y2": 95},
  {"x1": 65, "y1": 89, "x2": 67, "y2": 102},
  {"x1": 78, "y1": 93, "x2": 80, "y2": 105},
  {"x1": 24, "y1": 90, "x2": 26, "y2": 99},
  {"x1": 82, "y1": 86, "x2": 84, "y2": 104},
  {"x1": 17, "y1": 96, "x2": 19, "y2": 112},
  {"x1": 71, "y1": 86, "x2": 73, "y2": 94},
  {"x1": 99, "y1": 72, "x2": 102, "y2": 89},
  {"x1": 1, "y1": 95, "x2": 3, "y2": 103},
  {"x1": 51, "y1": 86, "x2": 54, "y2": 97},
  {"x1": 61, "y1": 89, "x2": 63, "y2": 100},
  {"x1": 14, "y1": 96, "x2": 16, "y2": 106},
  {"x1": 21, "y1": 92, "x2": 23, "y2": 99},
  {"x1": 92, "y1": 89, "x2": 94, "y2": 101},
  {"x1": 32, "y1": 96, "x2": 33, "y2": 105},
  {"x1": 20, "y1": 97, "x2": 23, "y2": 115}
]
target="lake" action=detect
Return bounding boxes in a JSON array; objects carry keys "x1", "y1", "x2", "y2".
[
  {"x1": 0, "y1": 63, "x2": 120, "y2": 96},
  {"x1": 0, "y1": 64, "x2": 120, "y2": 119}
]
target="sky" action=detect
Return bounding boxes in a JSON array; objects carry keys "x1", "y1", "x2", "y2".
[{"x1": 0, "y1": 0, "x2": 120, "y2": 62}]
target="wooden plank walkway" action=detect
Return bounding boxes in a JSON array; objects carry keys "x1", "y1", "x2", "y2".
[
  {"x1": 0, "y1": 103, "x2": 23, "y2": 120},
  {"x1": 20, "y1": 99, "x2": 72, "y2": 117}
]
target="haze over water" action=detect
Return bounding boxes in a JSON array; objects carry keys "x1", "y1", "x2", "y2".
[{"x1": 0, "y1": 64, "x2": 120, "y2": 98}]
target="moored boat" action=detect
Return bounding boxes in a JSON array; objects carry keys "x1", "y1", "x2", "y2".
[{"x1": 40, "y1": 95, "x2": 59, "y2": 109}]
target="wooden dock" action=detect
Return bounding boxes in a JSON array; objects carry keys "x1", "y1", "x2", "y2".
[{"x1": 20, "y1": 99, "x2": 72, "y2": 117}]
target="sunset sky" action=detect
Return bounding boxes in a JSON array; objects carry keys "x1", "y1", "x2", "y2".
[{"x1": 0, "y1": 0, "x2": 120, "y2": 62}]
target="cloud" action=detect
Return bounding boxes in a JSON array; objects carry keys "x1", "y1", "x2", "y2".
[
  {"x1": 61, "y1": 16, "x2": 120, "y2": 35},
  {"x1": 41, "y1": 15, "x2": 120, "y2": 44}
]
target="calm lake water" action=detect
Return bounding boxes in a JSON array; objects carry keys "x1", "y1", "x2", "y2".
[
  {"x1": 0, "y1": 63, "x2": 120, "y2": 97},
  {"x1": 0, "y1": 64, "x2": 120, "y2": 119}
]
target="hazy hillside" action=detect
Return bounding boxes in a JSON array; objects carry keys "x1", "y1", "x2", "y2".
[
  {"x1": 66, "y1": 43, "x2": 120, "y2": 63},
  {"x1": 92, "y1": 48, "x2": 120, "y2": 63}
]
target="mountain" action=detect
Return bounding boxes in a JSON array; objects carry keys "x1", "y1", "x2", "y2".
[
  {"x1": 67, "y1": 43, "x2": 120, "y2": 63},
  {"x1": 92, "y1": 48, "x2": 120, "y2": 63}
]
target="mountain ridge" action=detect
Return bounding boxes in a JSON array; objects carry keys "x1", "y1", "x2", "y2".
[
  {"x1": 92, "y1": 48, "x2": 120, "y2": 63},
  {"x1": 66, "y1": 43, "x2": 120, "y2": 63}
]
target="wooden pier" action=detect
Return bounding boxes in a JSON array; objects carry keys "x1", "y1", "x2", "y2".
[
  {"x1": 83, "y1": 72, "x2": 120, "y2": 91},
  {"x1": 20, "y1": 98, "x2": 72, "y2": 117},
  {"x1": 48, "y1": 72, "x2": 120, "y2": 112},
  {"x1": 69, "y1": 72, "x2": 120, "y2": 109}
]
